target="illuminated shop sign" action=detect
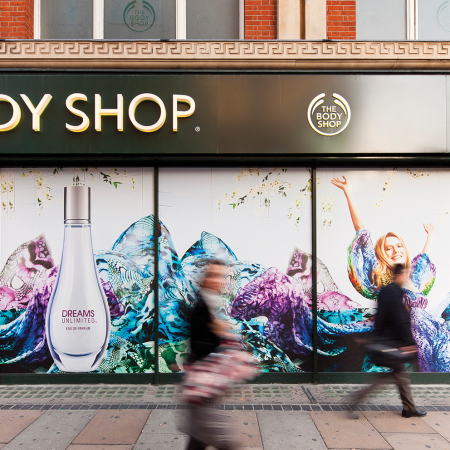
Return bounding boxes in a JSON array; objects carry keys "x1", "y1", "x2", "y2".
[
  {"x1": 307, "y1": 93, "x2": 351, "y2": 136},
  {"x1": 0, "y1": 74, "x2": 446, "y2": 154},
  {"x1": 0, "y1": 93, "x2": 195, "y2": 133}
]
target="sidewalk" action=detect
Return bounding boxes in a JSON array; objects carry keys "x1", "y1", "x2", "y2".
[{"x1": 0, "y1": 384, "x2": 449, "y2": 450}]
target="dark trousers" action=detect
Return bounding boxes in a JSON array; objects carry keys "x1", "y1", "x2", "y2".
[
  {"x1": 187, "y1": 437, "x2": 207, "y2": 450},
  {"x1": 352, "y1": 363, "x2": 416, "y2": 412}
]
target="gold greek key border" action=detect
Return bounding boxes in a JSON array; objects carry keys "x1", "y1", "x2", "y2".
[{"x1": 1, "y1": 41, "x2": 450, "y2": 69}]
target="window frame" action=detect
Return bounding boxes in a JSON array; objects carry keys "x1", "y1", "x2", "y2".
[
  {"x1": 406, "y1": 0, "x2": 418, "y2": 40},
  {"x1": 34, "y1": 0, "x2": 245, "y2": 40},
  {"x1": 34, "y1": 0, "x2": 41, "y2": 38}
]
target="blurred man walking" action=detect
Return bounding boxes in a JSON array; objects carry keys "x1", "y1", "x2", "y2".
[{"x1": 349, "y1": 264, "x2": 427, "y2": 419}]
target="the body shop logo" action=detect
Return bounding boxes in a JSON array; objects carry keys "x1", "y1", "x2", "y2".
[
  {"x1": 438, "y1": 1, "x2": 450, "y2": 31},
  {"x1": 307, "y1": 93, "x2": 351, "y2": 136},
  {"x1": 124, "y1": 0, "x2": 155, "y2": 32}
]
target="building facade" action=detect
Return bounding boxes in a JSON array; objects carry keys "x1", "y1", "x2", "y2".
[{"x1": 1, "y1": 1, "x2": 450, "y2": 384}]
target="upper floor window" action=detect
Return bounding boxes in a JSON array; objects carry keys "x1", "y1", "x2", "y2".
[
  {"x1": 356, "y1": 0, "x2": 406, "y2": 40},
  {"x1": 186, "y1": 0, "x2": 240, "y2": 39},
  {"x1": 104, "y1": 0, "x2": 177, "y2": 39},
  {"x1": 417, "y1": 0, "x2": 450, "y2": 40},
  {"x1": 36, "y1": 0, "x2": 242, "y2": 40},
  {"x1": 356, "y1": 0, "x2": 450, "y2": 41},
  {"x1": 41, "y1": 0, "x2": 94, "y2": 39}
]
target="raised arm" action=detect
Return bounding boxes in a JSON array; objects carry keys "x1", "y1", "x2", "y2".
[
  {"x1": 331, "y1": 176, "x2": 365, "y2": 232},
  {"x1": 422, "y1": 223, "x2": 435, "y2": 254}
]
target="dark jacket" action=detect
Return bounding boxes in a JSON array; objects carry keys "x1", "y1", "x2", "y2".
[
  {"x1": 188, "y1": 292, "x2": 220, "y2": 363},
  {"x1": 375, "y1": 282, "x2": 415, "y2": 347}
]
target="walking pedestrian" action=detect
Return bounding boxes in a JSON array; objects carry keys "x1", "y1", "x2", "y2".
[
  {"x1": 183, "y1": 259, "x2": 239, "y2": 450},
  {"x1": 348, "y1": 263, "x2": 427, "y2": 419}
]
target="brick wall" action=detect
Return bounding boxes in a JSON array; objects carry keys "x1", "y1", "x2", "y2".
[
  {"x1": 326, "y1": 0, "x2": 356, "y2": 40},
  {"x1": 0, "y1": 0, "x2": 357, "y2": 42},
  {"x1": 245, "y1": 0, "x2": 277, "y2": 40},
  {"x1": 0, "y1": 0, "x2": 34, "y2": 39}
]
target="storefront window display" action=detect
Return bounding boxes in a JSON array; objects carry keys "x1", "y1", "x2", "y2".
[
  {"x1": 3, "y1": 164, "x2": 450, "y2": 377},
  {"x1": 158, "y1": 167, "x2": 313, "y2": 374},
  {"x1": 0, "y1": 165, "x2": 316, "y2": 376},
  {"x1": 0, "y1": 167, "x2": 155, "y2": 374},
  {"x1": 4, "y1": 166, "x2": 450, "y2": 376},
  {"x1": 317, "y1": 169, "x2": 450, "y2": 373}
]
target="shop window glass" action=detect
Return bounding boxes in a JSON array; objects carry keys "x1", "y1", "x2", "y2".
[
  {"x1": 0, "y1": 167, "x2": 155, "y2": 374},
  {"x1": 41, "y1": 0, "x2": 93, "y2": 39},
  {"x1": 356, "y1": 0, "x2": 406, "y2": 40},
  {"x1": 104, "y1": 0, "x2": 176, "y2": 39},
  {"x1": 317, "y1": 168, "x2": 450, "y2": 374},
  {"x1": 186, "y1": 0, "x2": 239, "y2": 39},
  {"x1": 159, "y1": 167, "x2": 312, "y2": 374},
  {"x1": 418, "y1": 0, "x2": 450, "y2": 40}
]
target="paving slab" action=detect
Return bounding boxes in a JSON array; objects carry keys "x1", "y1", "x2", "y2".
[
  {"x1": 68, "y1": 447, "x2": 133, "y2": 450},
  {"x1": 135, "y1": 410, "x2": 188, "y2": 450},
  {"x1": 228, "y1": 411, "x2": 263, "y2": 448},
  {"x1": 139, "y1": 409, "x2": 187, "y2": 435},
  {"x1": 382, "y1": 432, "x2": 450, "y2": 450},
  {"x1": 135, "y1": 433, "x2": 189, "y2": 450},
  {"x1": 137, "y1": 408, "x2": 263, "y2": 449},
  {"x1": 421, "y1": 412, "x2": 450, "y2": 440},
  {"x1": 257, "y1": 411, "x2": 327, "y2": 450},
  {"x1": 0, "y1": 410, "x2": 44, "y2": 443},
  {"x1": 310, "y1": 411, "x2": 391, "y2": 449},
  {"x1": 362, "y1": 411, "x2": 436, "y2": 434},
  {"x1": 73, "y1": 409, "x2": 150, "y2": 445},
  {"x1": 2, "y1": 410, "x2": 97, "y2": 450}
]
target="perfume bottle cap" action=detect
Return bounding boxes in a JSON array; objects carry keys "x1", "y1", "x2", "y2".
[{"x1": 64, "y1": 186, "x2": 91, "y2": 223}]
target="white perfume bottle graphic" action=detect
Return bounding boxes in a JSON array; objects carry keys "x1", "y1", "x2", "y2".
[{"x1": 46, "y1": 186, "x2": 110, "y2": 372}]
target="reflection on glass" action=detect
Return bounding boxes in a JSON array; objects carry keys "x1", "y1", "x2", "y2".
[
  {"x1": 104, "y1": 0, "x2": 176, "y2": 39},
  {"x1": 418, "y1": 0, "x2": 450, "y2": 40},
  {"x1": 41, "y1": 0, "x2": 93, "y2": 39},
  {"x1": 355, "y1": 0, "x2": 406, "y2": 40},
  {"x1": 187, "y1": 0, "x2": 239, "y2": 39}
]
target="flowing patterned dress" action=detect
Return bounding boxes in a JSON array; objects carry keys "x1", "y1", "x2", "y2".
[
  {"x1": 348, "y1": 229, "x2": 436, "y2": 306},
  {"x1": 348, "y1": 229, "x2": 450, "y2": 372}
]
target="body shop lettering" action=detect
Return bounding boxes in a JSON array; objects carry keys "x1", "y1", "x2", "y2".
[{"x1": 0, "y1": 94, "x2": 195, "y2": 133}]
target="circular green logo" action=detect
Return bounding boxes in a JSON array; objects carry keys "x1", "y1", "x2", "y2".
[{"x1": 123, "y1": 0, "x2": 156, "y2": 32}]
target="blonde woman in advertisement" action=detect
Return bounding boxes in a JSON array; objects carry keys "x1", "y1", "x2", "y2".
[
  {"x1": 330, "y1": 176, "x2": 450, "y2": 373},
  {"x1": 331, "y1": 176, "x2": 436, "y2": 307}
]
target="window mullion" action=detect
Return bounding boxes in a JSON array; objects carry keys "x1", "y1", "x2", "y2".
[
  {"x1": 176, "y1": 0, "x2": 187, "y2": 39},
  {"x1": 239, "y1": 0, "x2": 245, "y2": 39},
  {"x1": 34, "y1": 0, "x2": 41, "y2": 39},
  {"x1": 406, "y1": 0, "x2": 418, "y2": 40},
  {"x1": 93, "y1": 0, "x2": 104, "y2": 39},
  {"x1": 414, "y1": 0, "x2": 418, "y2": 40}
]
